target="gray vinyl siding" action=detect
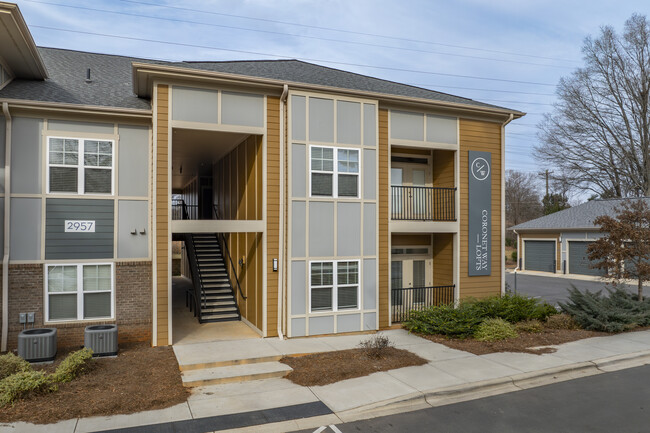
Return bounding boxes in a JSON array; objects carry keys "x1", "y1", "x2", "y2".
[
  {"x1": 117, "y1": 200, "x2": 148, "y2": 259},
  {"x1": 11, "y1": 117, "x2": 42, "y2": 194},
  {"x1": 171, "y1": 86, "x2": 219, "y2": 124},
  {"x1": 10, "y1": 198, "x2": 41, "y2": 260},
  {"x1": 337, "y1": 313, "x2": 361, "y2": 333},
  {"x1": 0, "y1": 116, "x2": 5, "y2": 194},
  {"x1": 45, "y1": 199, "x2": 114, "y2": 259},
  {"x1": 47, "y1": 119, "x2": 114, "y2": 135},
  {"x1": 118, "y1": 125, "x2": 149, "y2": 197}
]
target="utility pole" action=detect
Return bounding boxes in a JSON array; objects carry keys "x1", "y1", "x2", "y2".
[{"x1": 539, "y1": 169, "x2": 552, "y2": 196}]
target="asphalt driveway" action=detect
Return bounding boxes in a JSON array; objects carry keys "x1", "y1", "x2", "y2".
[{"x1": 505, "y1": 272, "x2": 649, "y2": 305}]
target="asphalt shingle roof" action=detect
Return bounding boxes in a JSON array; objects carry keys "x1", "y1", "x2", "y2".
[
  {"x1": 0, "y1": 47, "x2": 520, "y2": 112},
  {"x1": 510, "y1": 198, "x2": 650, "y2": 231}
]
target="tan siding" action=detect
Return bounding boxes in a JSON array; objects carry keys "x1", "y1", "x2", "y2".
[
  {"x1": 155, "y1": 84, "x2": 169, "y2": 345},
  {"x1": 392, "y1": 234, "x2": 431, "y2": 246},
  {"x1": 459, "y1": 119, "x2": 502, "y2": 299},
  {"x1": 432, "y1": 150, "x2": 455, "y2": 188},
  {"x1": 393, "y1": 147, "x2": 430, "y2": 156},
  {"x1": 433, "y1": 233, "x2": 454, "y2": 285},
  {"x1": 378, "y1": 109, "x2": 390, "y2": 328},
  {"x1": 266, "y1": 96, "x2": 280, "y2": 337}
]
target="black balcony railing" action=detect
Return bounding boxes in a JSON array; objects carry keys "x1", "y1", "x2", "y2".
[
  {"x1": 391, "y1": 285, "x2": 455, "y2": 323},
  {"x1": 391, "y1": 186, "x2": 456, "y2": 221},
  {"x1": 172, "y1": 200, "x2": 199, "y2": 220}
]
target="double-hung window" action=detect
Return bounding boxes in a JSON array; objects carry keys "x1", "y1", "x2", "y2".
[
  {"x1": 46, "y1": 263, "x2": 114, "y2": 321},
  {"x1": 310, "y1": 260, "x2": 359, "y2": 312},
  {"x1": 310, "y1": 146, "x2": 359, "y2": 197},
  {"x1": 48, "y1": 137, "x2": 114, "y2": 194}
]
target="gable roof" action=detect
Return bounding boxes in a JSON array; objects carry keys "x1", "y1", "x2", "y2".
[
  {"x1": 0, "y1": 47, "x2": 524, "y2": 114},
  {"x1": 510, "y1": 198, "x2": 650, "y2": 231}
]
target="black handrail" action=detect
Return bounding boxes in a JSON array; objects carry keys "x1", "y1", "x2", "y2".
[
  {"x1": 183, "y1": 234, "x2": 202, "y2": 316},
  {"x1": 391, "y1": 285, "x2": 455, "y2": 322},
  {"x1": 212, "y1": 204, "x2": 247, "y2": 300},
  {"x1": 172, "y1": 200, "x2": 198, "y2": 220},
  {"x1": 391, "y1": 186, "x2": 456, "y2": 221}
]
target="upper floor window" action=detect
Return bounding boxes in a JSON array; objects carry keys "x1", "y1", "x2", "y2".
[
  {"x1": 48, "y1": 137, "x2": 114, "y2": 195},
  {"x1": 310, "y1": 146, "x2": 359, "y2": 198}
]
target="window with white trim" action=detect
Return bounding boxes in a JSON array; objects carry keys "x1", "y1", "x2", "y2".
[
  {"x1": 310, "y1": 260, "x2": 359, "y2": 312},
  {"x1": 46, "y1": 263, "x2": 114, "y2": 321},
  {"x1": 310, "y1": 146, "x2": 359, "y2": 197},
  {"x1": 48, "y1": 137, "x2": 114, "y2": 194}
]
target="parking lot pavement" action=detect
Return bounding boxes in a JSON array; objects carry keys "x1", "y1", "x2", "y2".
[{"x1": 505, "y1": 272, "x2": 649, "y2": 305}]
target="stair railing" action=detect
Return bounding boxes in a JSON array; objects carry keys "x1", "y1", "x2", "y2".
[
  {"x1": 183, "y1": 234, "x2": 203, "y2": 318},
  {"x1": 212, "y1": 204, "x2": 247, "y2": 301}
]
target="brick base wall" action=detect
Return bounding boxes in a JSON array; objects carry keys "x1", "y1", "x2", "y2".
[{"x1": 5, "y1": 261, "x2": 152, "y2": 352}]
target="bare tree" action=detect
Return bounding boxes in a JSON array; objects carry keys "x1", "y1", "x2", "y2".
[
  {"x1": 506, "y1": 170, "x2": 542, "y2": 226},
  {"x1": 535, "y1": 14, "x2": 650, "y2": 198},
  {"x1": 587, "y1": 200, "x2": 650, "y2": 301}
]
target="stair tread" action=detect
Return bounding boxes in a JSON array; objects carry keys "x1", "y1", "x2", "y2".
[{"x1": 181, "y1": 362, "x2": 292, "y2": 383}]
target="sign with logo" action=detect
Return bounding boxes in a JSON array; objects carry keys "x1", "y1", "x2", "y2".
[{"x1": 468, "y1": 151, "x2": 491, "y2": 276}]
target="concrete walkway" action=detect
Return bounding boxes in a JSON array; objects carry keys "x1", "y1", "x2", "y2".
[{"x1": 5, "y1": 329, "x2": 650, "y2": 433}]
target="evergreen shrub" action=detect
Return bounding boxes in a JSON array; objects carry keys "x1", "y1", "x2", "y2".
[{"x1": 474, "y1": 318, "x2": 518, "y2": 341}]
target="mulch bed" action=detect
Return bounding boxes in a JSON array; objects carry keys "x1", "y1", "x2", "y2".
[
  {"x1": 418, "y1": 328, "x2": 607, "y2": 355},
  {"x1": 0, "y1": 342, "x2": 189, "y2": 424},
  {"x1": 280, "y1": 347, "x2": 427, "y2": 386}
]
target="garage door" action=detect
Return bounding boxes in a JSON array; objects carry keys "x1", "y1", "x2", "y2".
[
  {"x1": 569, "y1": 241, "x2": 605, "y2": 276},
  {"x1": 524, "y1": 240, "x2": 555, "y2": 272}
]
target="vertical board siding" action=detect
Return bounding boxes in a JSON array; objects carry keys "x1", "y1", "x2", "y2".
[
  {"x1": 459, "y1": 119, "x2": 502, "y2": 299},
  {"x1": 266, "y1": 96, "x2": 280, "y2": 337},
  {"x1": 155, "y1": 85, "x2": 169, "y2": 345},
  {"x1": 45, "y1": 199, "x2": 114, "y2": 259},
  {"x1": 378, "y1": 109, "x2": 389, "y2": 329}
]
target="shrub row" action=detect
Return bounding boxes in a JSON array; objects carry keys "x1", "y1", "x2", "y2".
[
  {"x1": 0, "y1": 348, "x2": 93, "y2": 407},
  {"x1": 403, "y1": 294, "x2": 557, "y2": 338}
]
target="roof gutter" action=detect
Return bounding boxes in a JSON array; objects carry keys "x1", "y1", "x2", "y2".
[
  {"x1": 132, "y1": 64, "x2": 525, "y2": 119},
  {"x1": 278, "y1": 84, "x2": 288, "y2": 340},
  {"x1": 2, "y1": 102, "x2": 11, "y2": 352},
  {"x1": 0, "y1": 99, "x2": 152, "y2": 119}
]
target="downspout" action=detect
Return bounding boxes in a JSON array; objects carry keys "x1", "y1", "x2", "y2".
[
  {"x1": 513, "y1": 229, "x2": 520, "y2": 271},
  {"x1": 2, "y1": 102, "x2": 11, "y2": 352},
  {"x1": 501, "y1": 113, "x2": 514, "y2": 295},
  {"x1": 278, "y1": 84, "x2": 288, "y2": 340}
]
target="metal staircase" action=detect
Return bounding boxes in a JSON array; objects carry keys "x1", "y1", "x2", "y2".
[{"x1": 187, "y1": 233, "x2": 241, "y2": 323}]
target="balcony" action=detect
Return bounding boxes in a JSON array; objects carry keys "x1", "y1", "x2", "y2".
[{"x1": 391, "y1": 186, "x2": 456, "y2": 222}]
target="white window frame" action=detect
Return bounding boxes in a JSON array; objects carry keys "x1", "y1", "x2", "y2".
[
  {"x1": 309, "y1": 145, "x2": 360, "y2": 198},
  {"x1": 309, "y1": 260, "x2": 361, "y2": 313},
  {"x1": 47, "y1": 136, "x2": 115, "y2": 195},
  {"x1": 44, "y1": 263, "x2": 115, "y2": 322}
]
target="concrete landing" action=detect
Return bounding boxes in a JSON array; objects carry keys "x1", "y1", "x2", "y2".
[{"x1": 181, "y1": 361, "x2": 293, "y2": 387}]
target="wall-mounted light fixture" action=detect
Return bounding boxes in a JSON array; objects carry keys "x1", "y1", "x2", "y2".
[{"x1": 273, "y1": 258, "x2": 278, "y2": 272}]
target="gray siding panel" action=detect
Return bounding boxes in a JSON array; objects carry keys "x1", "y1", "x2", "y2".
[
  {"x1": 47, "y1": 120, "x2": 114, "y2": 135},
  {"x1": 291, "y1": 318, "x2": 306, "y2": 337},
  {"x1": 390, "y1": 111, "x2": 424, "y2": 141},
  {"x1": 171, "y1": 86, "x2": 219, "y2": 123},
  {"x1": 45, "y1": 199, "x2": 114, "y2": 260},
  {"x1": 291, "y1": 201, "x2": 306, "y2": 258},
  {"x1": 363, "y1": 259, "x2": 376, "y2": 309},
  {"x1": 363, "y1": 104, "x2": 376, "y2": 147},
  {"x1": 10, "y1": 198, "x2": 41, "y2": 260},
  {"x1": 309, "y1": 202, "x2": 334, "y2": 257},
  {"x1": 309, "y1": 316, "x2": 334, "y2": 335},
  {"x1": 291, "y1": 144, "x2": 306, "y2": 198},
  {"x1": 309, "y1": 97, "x2": 334, "y2": 143},
  {"x1": 363, "y1": 204, "x2": 376, "y2": 256},
  {"x1": 337, "y1": 314, "x2": 361, "y2": 333},
  {"x1": 117, "y1": 200, "x2": 148, "y2": 259},
  {"x1": 426, "y1": 115, "x2": 457, "y2": 144},
  {"x1": 11, "y1": 117, "x2": 42, "y2": 194},
  {"x1": 291, "y1": 261, "x2": 306, "y2": 315},
  {"x1": 337, "y1": 202, "x2": 361, "y2": 257},
  {"x1": 291, "y1": 95, "x2": 306, "y2": 141},
  {"x1": 118, "y1": 125, "x2": 149, "y2": 197},
  {"x1": 0, "y1": 116, "x2": 4, "y2": 194},
  {"x1": 221, "y1": 91, "x2": 264, "y2": 127},
  {"x1": 0, "y1": 198, "x2": 4, "y2": 255},
  {"x1": 363, "y1": 312, "x2": 377, "y2": 330},
  {"x1": 363, "y1": 149, "x2": 376, "y2": 200},
  {"x1": 336, "y1": 100, "x2": 361, "y2": 145}
]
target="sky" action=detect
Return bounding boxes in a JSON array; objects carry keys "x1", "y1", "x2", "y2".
[{"x1": 11, "y1": 0, "x2": 650, "y2": 202}]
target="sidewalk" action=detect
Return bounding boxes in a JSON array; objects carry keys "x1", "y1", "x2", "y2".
[{"x1": 4, "y1": 329, "x2": 650, "y2": 433}]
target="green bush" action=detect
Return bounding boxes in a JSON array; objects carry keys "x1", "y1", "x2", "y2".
[
  {"x1": 474, "y1": 318, "x2": 518, "y2": 341},
  {"x1": 0, "y1": 370, "x2": 56, "y2": 407},
  {"x1": 559, "y1": 286, "x2": 650, "y2": 332},
  {"x1": 516, "y1": 319, "x2": 543, "y2": 333},
  {"x1": 404, "y1": 294, "x2": 556, "y2": 338},
  {"x1": 511, "y1": 251, "x2": 518, "y2": 261},
  {"x1": 0, "y1": 353, "x2": 31, "y2": 381},
  {"x1": 545, "y1": 313, "x2": 580, "y2": 330},
  {"x1": 52, "y1": 348, "x2": 94, "y2": 383}
]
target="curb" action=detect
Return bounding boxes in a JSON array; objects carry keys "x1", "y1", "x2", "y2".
[{"x1": 331, "y1": 349, "x2": 650, "y2": 424}]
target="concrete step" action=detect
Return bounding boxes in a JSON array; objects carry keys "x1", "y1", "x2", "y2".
[{"x1": 181, "y1": 361, "x2": 292, "y2": 387}]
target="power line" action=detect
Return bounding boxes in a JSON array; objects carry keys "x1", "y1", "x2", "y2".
[
  {"x1": 31, "y1": 25, "x2": 559, "y2": 87},
  {"x1": 117, "y1": 0, "x2": 580, "y2": 65},
  {"x1": 20, "y1": 0, "x2": 574, "y2": 70},
  {"x1": 407, "y1": 84, "x2": 556, "y2": 96}
]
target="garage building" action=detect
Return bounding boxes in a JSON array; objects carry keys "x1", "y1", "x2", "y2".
[{"x1": 510, "y1": 198, "x2": 650, "y2": 276}]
